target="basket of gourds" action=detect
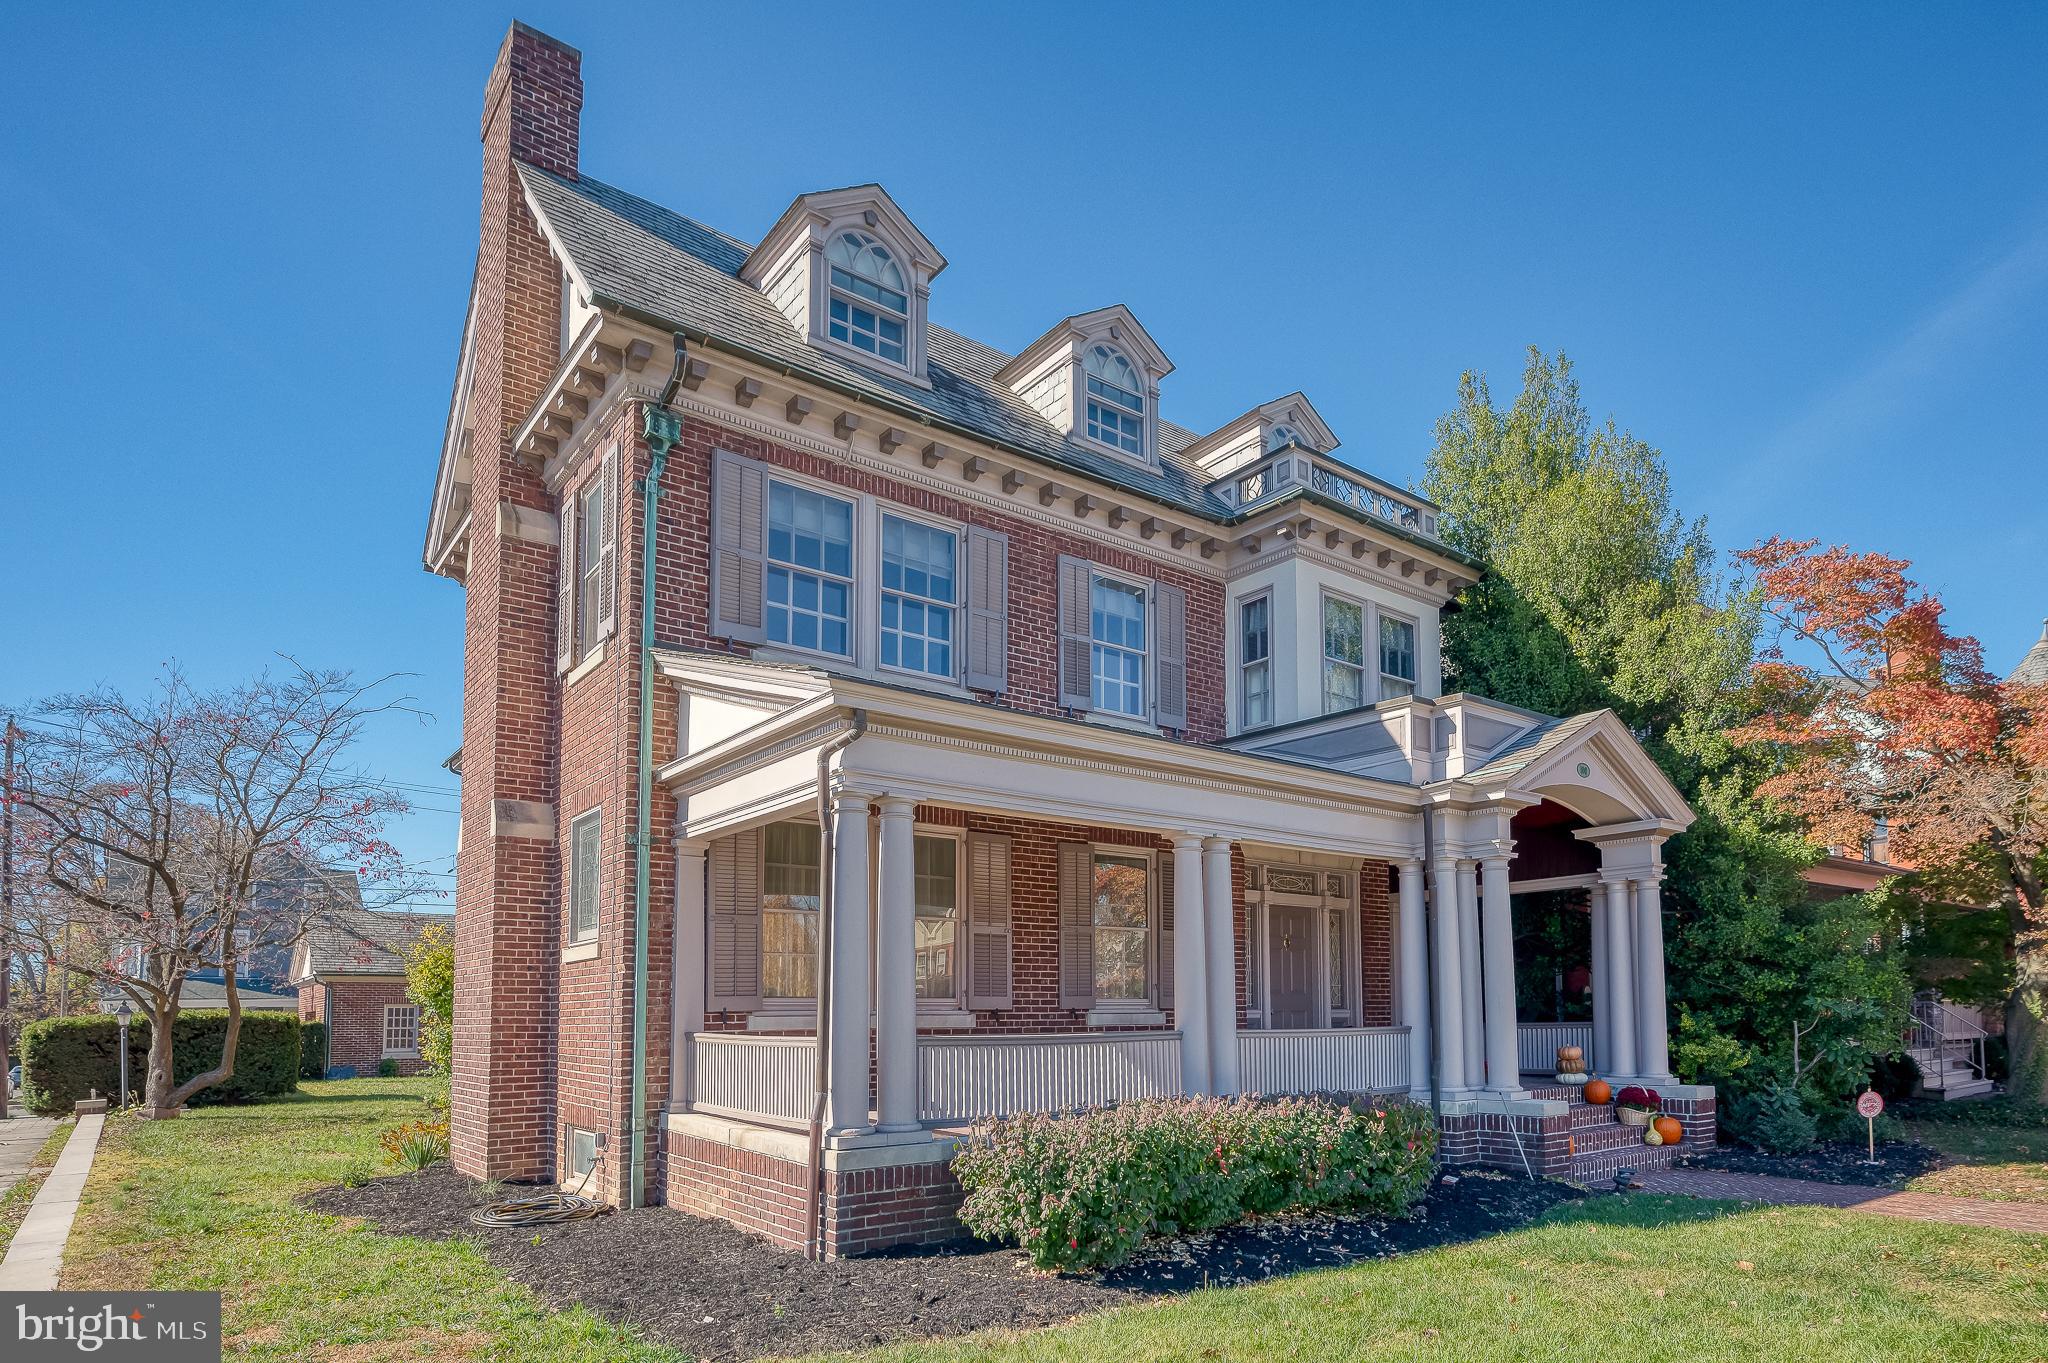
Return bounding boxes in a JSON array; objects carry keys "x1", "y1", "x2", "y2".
[
  {"x1": 1554, "y1": 1045, "x2": 1588, "y2": 1085},
  {"x1": 1614, "y1": 1085, "x2": 1660, "y2": 1127}
]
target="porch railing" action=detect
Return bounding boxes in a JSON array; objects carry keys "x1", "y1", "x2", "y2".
[
  {"x1": 690, "y1": 1032, "x2": 816, "y2": 1129},
  {"x1": 1237, "y1": 1026, "x2": 1410, "y2": 1095},
  {"x1": 917, "y1": 1031, "x2": 1183, "y2": 1123},
  {"x1": 1517, "y1": 1021, "x2": 1593, "y2": 1075},
  {"x1": 1909, "y1": 992, "x2": 1988, "y2": 1086}
]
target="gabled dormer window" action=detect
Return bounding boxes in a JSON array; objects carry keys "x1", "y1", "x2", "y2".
[
  {"x1": 1266, "y1": 423, "x2": 1300, "y2": 452},
  {"x1": 826, "y1": 231, "x2": 909, "y2": 365},
  {"x1": 1083, "y1": 345, "x2": 1145, "y2": 456}
]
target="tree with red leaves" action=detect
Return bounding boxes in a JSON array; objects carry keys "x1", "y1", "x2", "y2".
[
  {"x1": 5, "y1": 663, "x2": 433, "y2": 1114},
  {"x1": 1735, "y1": 537, "x2": 2048, "y2": 1100}
]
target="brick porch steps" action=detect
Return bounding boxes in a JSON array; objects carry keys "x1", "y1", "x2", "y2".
[{"x1": 1521, "y1": 1078, "x2": 1689, "y2": 1182}]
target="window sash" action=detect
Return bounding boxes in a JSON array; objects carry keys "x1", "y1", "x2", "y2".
[
  {"x1": 766, "y1": 481, "x2": 855, "y2": 658},
  {"x1": 762, "y1": 822, "x2": 822, "y2": 1000},
  {"x1": 880, "y1": 515, "x2": 958, "y2": 679},
  {"x1": 913, "y1": 833, "x2": 959, "y2": 1003},
  {"x1": 383, "y1": 1005, "x2": 420, "y2": 1055},
  {"x1": 1379, "y1": 614, "x2": 1417, "y2": 697},
  {"x1": 1322, "y1": 596, "x2": 1365, "y2": 713},
  {"x1": 574, "y1": 479, "x2": 604, "y2": 660},
  {"x1": 1086, "y1": 394, "x2": 1143, "y2": 454},
  {"x1": 1091, "y1": 853, "x2": 1150, "y2": 1002},
  {"x1": 1089, "y1": 576, "x2": 1147, "y2": 716},
  {"x1": 569, "y1": 810, "x2": 601, "y2": 942},
  {"x1": 1240, "y1": 596, "x2": 1272, "y2": 728},
  {"x1": 828, "y1": 292, "x2": 907, "y2": 363}
]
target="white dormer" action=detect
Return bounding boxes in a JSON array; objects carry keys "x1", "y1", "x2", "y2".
[
  {"x1": 1179, "y1": 393, "x2": 1338, "y2": 477},
  {"x1": 993, "y1": 306, "x2": 1172, "y2": 468},
  {"x1": 740, "y1": 185, "x2": 947, "y2": 382}
]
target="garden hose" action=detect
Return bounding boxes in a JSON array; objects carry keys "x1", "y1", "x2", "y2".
[{"x1": 469, "y1": 1191, "x2": 611, "y2": 1228}]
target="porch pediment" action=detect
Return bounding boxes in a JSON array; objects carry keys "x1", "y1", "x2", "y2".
[{"x1": 1457, "y1": 708, "x2": 1692, "y2": 833}]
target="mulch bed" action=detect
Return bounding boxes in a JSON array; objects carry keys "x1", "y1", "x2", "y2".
[
  {"x1": 308, "y1": 1166, "x2": 1580, "y2": 1362},
  {"x1": 1677, "y1": 1138, "x2": 1948, "y2": 1188}
]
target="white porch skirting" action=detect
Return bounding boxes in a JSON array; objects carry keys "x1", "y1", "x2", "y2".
[
  {"x1": 1517, "y1": 1022, "x2": 1592, "y2": 1075},
  {"x1": 1238, "y1": 1026, "x2": 1411, "y2": 1095},
  {"x1": 918, "y1": 1031, "x2": 1184, "y2": 1123},
  {"x1": 692, "y1": 1033, "x2": 816, "y2": 1129}
]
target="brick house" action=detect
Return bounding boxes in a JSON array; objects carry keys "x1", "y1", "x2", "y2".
[
  {"x1": 291, "y1": 906, "x2": 444, "y2": 1077},
  {"x1": 424, "y1": 22, "x2": 1712, "y2": 1255}
]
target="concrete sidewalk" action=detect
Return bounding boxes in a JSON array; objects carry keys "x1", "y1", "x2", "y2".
[{"x1": 0, "y1": 1113, "x2": 106, "y2": 1289}]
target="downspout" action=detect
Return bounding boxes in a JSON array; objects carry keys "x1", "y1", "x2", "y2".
[
  {"x1": 628, "y1": 333, "x2": 689, "y2": 1209},
  {"x1": 804, "y1": 710, "x2": 868, "y2": 1260}
]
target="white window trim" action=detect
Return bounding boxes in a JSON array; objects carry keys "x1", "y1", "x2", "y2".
[
  {"x1": 1238, "y1": 590, "x2": 1274, "y2": 731},
  {"x1": 877, "y1": 508, "x2": 964, "y2": 688},
  {"x1": 575, "y1": 476, "x2": 605, "y2": 664},
  {"x1": 1076, "y1": 346, "x2": 1154, "y2": 467},
  {"x1": 765, "y1": 476, "x2": 860, "y2": 664},
  {"x1": 1086, "y1": 843, "x2": 1160, "y2": 1014},
  {"x1": 1085, "y1": 565, "x2": 1151, "y2": 724},
  {"x1": 568, "y1": 806, "x2": 602, "y2": 945},
  {"x1": 563, "y1": 638, "x2": 607, "y2": 688},
  {"x1": 381, "y1": 1004, "x2": 421, "y2": 1059},
  {"x1": 1320, "y1": 590, "x2": 1368, "y2": 715},
  {"x1": 757, "y1": 819, "x2": 824, "y2": 1015},
  {"x1": 1375, "y1": 604, "x2": 1420, "y2": 702},
  {"x1": 807, "y1": 220, "x2": 933, "y2": 388},
  {"x1": 1245, "y1": 863, "x2": 1357, "y2": 1031},
  {"x1": 824, "y1": 231, "x2": 912, "y2": 369},
  {"x1": 910, "y1": 823, "x2": 967, "y2": 1015}
]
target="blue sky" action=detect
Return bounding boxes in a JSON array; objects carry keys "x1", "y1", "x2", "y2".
[{"x1": 4, "y1": 4, "x2": 2044, "y2": 888}]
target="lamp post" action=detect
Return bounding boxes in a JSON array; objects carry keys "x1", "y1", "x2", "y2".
[{"x1": 115, "y1": 1001, "x2": 132, "y2": 1111}]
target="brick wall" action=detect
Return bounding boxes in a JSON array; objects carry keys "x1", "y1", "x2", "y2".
[{"x1": 304, "y1": 978, "x2": 427, "y2": 1077}]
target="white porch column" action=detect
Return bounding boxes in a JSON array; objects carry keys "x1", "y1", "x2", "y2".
[
  {"x1": 823, "y1": 792, "x2": 874, "y2": 1136},
  {"x1": 1479, "y1": 856, "x2": 1523, "y2": 1095},
  {"x1": 669, "y1": 835, "x2": 708, "y2": 1113},
  {"x1": 1456, "y1": 860, "x2": 1484, "y2": 1092},
  {"x1": 1428, "y1": 856, "x2": 1468, "y2": 1092},
  {"x1": 1395, "y1": 859, "x2": 1430, "y2": 1096},
  {"x1": 873, "y1": 797, "x2": 919, "y2": 1132},
  {"x1": 1201, "y1": 837, "x2": 1240, "y2": 1096},
  {"x1": 1633, "y1": 872, "x2": 1674, "y2": 1083},
  {"x1": 1171, "y1": 834, "x2": 1212, "y2": 1096},
  {"x1": 1599, "y1": 873, "x2": 1637, "y2": 1079},
  {"x1": 1589, "y1": 888, "x2": 1610, "y2": 1074}
]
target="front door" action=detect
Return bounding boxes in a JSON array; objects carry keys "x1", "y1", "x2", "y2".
[{"x1": 1268, "y1": 905, "x2": 1315, "y2": 1028}]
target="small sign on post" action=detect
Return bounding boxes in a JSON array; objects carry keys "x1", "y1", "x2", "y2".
[{"x1": 1856, "y1": 1089, "x2": 1884, "y2": 1164}]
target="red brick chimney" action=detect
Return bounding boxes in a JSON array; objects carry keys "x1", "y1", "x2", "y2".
[{"x1": 450, "y1": 22, "x2": 583, "y2": 1184}]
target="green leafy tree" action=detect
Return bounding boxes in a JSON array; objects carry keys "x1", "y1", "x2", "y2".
[
  {"x1": 404, "y1": 922, "x2": 454, "y2": 1077},
  {"x1": 1422, "y1": 348, "x2": 1911, "y2": 1117}
]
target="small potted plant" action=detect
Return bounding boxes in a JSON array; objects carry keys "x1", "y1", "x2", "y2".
[{"x1": 1613, "y1": 1085, "x2": 1661, "y2": 1127}]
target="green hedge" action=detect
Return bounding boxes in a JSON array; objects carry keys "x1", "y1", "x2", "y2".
[
  {"x1": 299, "y1": 1021, "x2": 328, "y2": 1078},
  {"x1": 952, "y1": 1094, "x2": 1437, "y2": 1272},
  {"x1": 20, "y1": 1010, "x2": 302, "y2": 1113}
]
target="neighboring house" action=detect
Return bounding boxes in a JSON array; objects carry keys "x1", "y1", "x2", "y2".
[
  {"x1": 96, "y1": 980, "x2": 299, "y2": 1013},
  {"x1": 111, "y1": 862, "x2": 366, "y2": 997},
  {"x1": 290, "y1": 906, "x2": 444, "y2": 1077},
  {"x1": 424, "y1": 24, "x2": 1708, "y2": 1254}
]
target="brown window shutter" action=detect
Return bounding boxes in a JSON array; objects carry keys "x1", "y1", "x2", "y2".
[
  {"x1": 555, "y1": 493, "x2": 577, "y2": 674},
  {"x1": 965, "y1": 831, "x2": 1013, "y2": 1010},
  {"x1": 1057, "y1": 840, "x2": 1095, "y2": 1011},
  {"x1": 1151, "y1": 579, "x2": 1188, "y2": 730},
  {"x1": 596, "y1": 443, "x2": 620, "y2": 640},
  {"x1": 706, "y1": 828, "x2": 761, "y2": 1011},
  {"x1": 964, "y1": 526, "x2": 1010, "y2": 693},
  {"x1": 1056, "y1": 555, "x2": 1093, "y2": 710},
  {"x1": 711, "y1": 450, "x2": 768, "y2": 644},
  {"x1": 1156, "y1": 850, "x2": 1175, "y2": 1012}
]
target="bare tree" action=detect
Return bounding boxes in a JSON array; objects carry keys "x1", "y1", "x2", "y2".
[{"x1": 7, "y1": 663, "x2": 429, "y2": 1114}]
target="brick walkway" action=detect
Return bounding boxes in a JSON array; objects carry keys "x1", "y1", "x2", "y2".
[{"x1": 1639, "y1": 1168, "x2": 2048, "y2": 1234}]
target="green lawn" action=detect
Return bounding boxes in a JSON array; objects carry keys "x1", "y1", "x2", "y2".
[
  {"x1": 0, "y1": 1117, "x2": 75, "y2": 1255},
  {"x1": 54, "y1": 1080, "x2": 2048, "y2": 1363},
  {"x1": 1904, "y1": 1116, "x2": 2048, "y2": 1204}
]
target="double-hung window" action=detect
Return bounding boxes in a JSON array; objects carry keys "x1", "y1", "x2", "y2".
[
  {"x1": 1321, "y1": 595, "x2": 1365, "y2": 713},
  {"x1": 1379, "y1": 614, "x2": 1417, "y2": 699},
  {"x1": 574, "y1": 477, "x2": 605, "y2": 661},
  {"x1": 568, "y1": 808, "x2": 601, "y2": 944},
  {"x1": 913, "y1": 834, "x2": 960, "y2": 1002},
  {"x1": 880, "y1": 515, "x2": 957, "y2": 679},
  {"x1": 1089, "y1": 575, "x2": 1147, "y2": 716},
  {"x1": 1083, "y1": 345, "x2": 1144, "y2": 456},
  {"x1": 766, "y1": 481, "x2": 854, "y2": 657},
  {"x1": 826, "y1": 231, "x2": 909, "y2": 365},
  {"x1": 1240, "y1": 595, "x2": 1272, "y2": 728},
  {"x1": 383, "y1": 1004, "x2": 420, "y2": 1057},
  {"x1": 761, "y1": 822, "x2": 822, "y2": 1000},
  {"x1": 1091, "y1": 852, "x2": 1150, "y2": 1002}
]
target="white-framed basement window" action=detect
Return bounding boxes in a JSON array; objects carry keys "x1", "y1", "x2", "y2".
[
  {"x1": 1321, "y1": 593, "x2": 1366, "y2": 713},
  {"x1": 382, "y1": 1004, "x2": 421, "y2": 1058}
]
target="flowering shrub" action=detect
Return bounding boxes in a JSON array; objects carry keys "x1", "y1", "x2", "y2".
[
  {"x1": 950, "y1": 1094, "x2": 1436, "y2": 1272},
  {"x1": 378, "y1": 1116, "x2": 450, "y2": 1169},
  {"x1": 1614, "y1": 1086, "x2": 1661, "y2": 1113}
]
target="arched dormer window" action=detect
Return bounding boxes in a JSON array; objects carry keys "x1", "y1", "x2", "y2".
[
  {"x1": 826, "y1": 231, "x2": 910, "y2": 365},
  {"x1": 1266, "y1": 424, "x2": 1301, "y2": 452},
  {"x1": 1083, "y1": 344, "x2": 1145, "y2": 456}
]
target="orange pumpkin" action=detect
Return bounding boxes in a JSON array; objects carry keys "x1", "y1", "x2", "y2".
[
  {"x1": 1653, "y1": 1115, "x2": 1683, "y2": 1146},
  {"x1": 1584, "y1": 1079, "x2": 1612, "y2": 1106}
]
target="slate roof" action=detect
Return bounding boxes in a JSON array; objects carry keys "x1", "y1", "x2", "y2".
[
  {"x1": 297, "y1": 906, "x2": 446, "y2": 979},
  {"x1": 99, "y1": 981, "x2": 299, "y2": 1013},
  {"x1": 2012, "y1": 619, "x2": 2048, "y2": 687},
  {"x1": 518, "y1": 164, "x2": 1269, "y2": 521},
  {"x1": 1459, "y1": 711, "x2": 1606, "y2": 785}
]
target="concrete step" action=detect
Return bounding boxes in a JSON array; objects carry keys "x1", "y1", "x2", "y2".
[{"x1": 1937, "y1": 1078, "x2": 1997, "y2": 1101}]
